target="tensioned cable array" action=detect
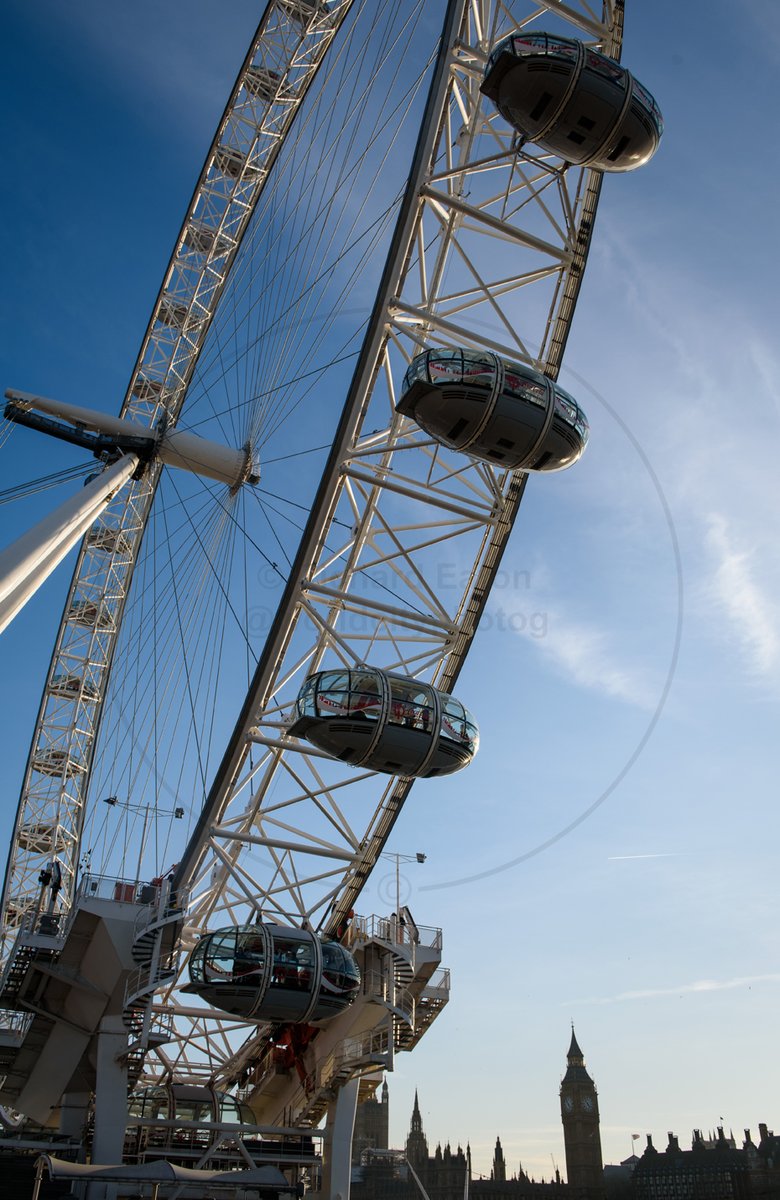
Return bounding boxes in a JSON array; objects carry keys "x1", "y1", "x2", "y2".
[{"x1": 78, "y1": 0, "x2": 435, "y2": 880}]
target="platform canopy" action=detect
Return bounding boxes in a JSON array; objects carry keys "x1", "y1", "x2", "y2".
[{"x1": 34, "y1": 1154, "x2": 294, "y2": 1196}]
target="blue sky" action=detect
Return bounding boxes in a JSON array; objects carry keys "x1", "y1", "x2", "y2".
[{"x1": 1, "y1": 0, "x2": 779, "y2": 1181}]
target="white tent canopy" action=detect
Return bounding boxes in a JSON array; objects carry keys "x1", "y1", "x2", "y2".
[{"x1": 33, "y1": 1154, "x2": 296, "y2": 1198}]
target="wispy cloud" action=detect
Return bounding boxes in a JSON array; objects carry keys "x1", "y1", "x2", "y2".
[
  {"x1": 607, "y1": 853, "x2": 682, "y2": 861},
  {"x1": 534, "y1": 611, "x2": 655, "y2": 710},
  {"x1": 704, "y1": 513, "x2": 780, "y2": 678},
  {"x1": 569, "y1": 974, "x2": 780, "y2": 1006}
]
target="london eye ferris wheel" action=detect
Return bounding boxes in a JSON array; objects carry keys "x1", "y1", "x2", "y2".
[{"x1": 0, "y1": 0, "x2": 661, "y2": 1158}]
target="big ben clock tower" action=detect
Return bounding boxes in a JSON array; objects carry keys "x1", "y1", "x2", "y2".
[{"x1": 560, "y1": 1028, "x2": 604, "y2": 1200}]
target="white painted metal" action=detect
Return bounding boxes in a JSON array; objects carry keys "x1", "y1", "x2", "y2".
[
  {"x1": 0, "y1": 0, "x2": 357, "y2": 963},
  {"x1": 2, "y1": 0, "x2": 628, "y2": 1124},
  {"x1": 144, "y1": 0, "x2": 622, "y2": 1093},
  {"x1": 5, "y1": 390, "x2": 259, "y2": 489},
  {"x1": 0, "y1": 456, "x2": 138, "y2": 635}
]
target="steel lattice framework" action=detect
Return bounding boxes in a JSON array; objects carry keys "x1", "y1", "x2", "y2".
[
  {"x1": 1, "y1": 0, "x2": 357, "y2": 959},
  {"x1": 2, "y1": 0, "x2": 626, "y2": 1109},
  {"x1": 149, "y1": 0, "x2": 622, "y2": 1091}
]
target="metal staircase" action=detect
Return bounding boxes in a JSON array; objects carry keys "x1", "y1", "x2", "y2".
[{"x1": 121, "y1": 884, "x2": 185, "y2": 1072}]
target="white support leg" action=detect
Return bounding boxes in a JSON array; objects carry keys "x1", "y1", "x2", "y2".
[
  {"x1": 88, "y1": 1015, "x2": 129, "y2": 1200},
  {"x1": 59, "y1": 1090, "x2": 90, "y2": 1141},
  {"x1": 0, "y1": 453, "x2": 138, "y2": 634},
  {"x1": 319, "y1": 1076, "x2": 360, "y2": 1200}
]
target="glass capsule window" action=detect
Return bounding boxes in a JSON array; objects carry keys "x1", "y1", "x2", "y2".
[
  {"x1": 321, "y1": 941, "x2": 361, "y2": 995},
  {"x1": 296, "y1": 670, "x2": 384, "y2": 721},
  {"x1": 344, "y1": 673, "x2": 382, "y2": 719},
  {"x1": 128, "y1": 1087, "x2": 168, "y2": 1120},
  {"x1": 585, "y1": 49, "x2": 625, "y2": 85},
  {"x1": 233, "y1": 931, "x2": 266, "y2": 980},
  {"x1": 271, "y1": 936, "x2": 314, "y2": 992},
  {"x1": 487, "y1": 32, "x2": 579, "y2": 71},
  {"x1": 176, "y1": 1099, "x2": 214, "y2": 1124},
  {"x1": 460, "y1": 350, "x2": 497, "y2": 388},
  {"x1": 633, "y1": 79, "x2": 664, "y2": 133},
  {"x1": 190, "y1": 929, "x2": 237, "y2": 983},
  {"x1": 504, "y1": 361, "x2": 547, "y2": 406},
  {"x1": 387, "y1": 677, "x2": 435, "y2": 732},
  {"x1": 296, "y1": 675, "x2": 318, "y2": 718},
  {"x1": 553, "y1": 385, "x2": 589, "y2": 445},
  {"x1": 554, "y1": 390, "x2": 578, "y2": 426},
  {"x1": 403, "y1": 349, "x2": 498, "y2": 393},
  {"x1": 439, "y1": 695, "x2": 479, "y2": 753},
  {"x1": 219, "y1": 1095, "x2": 245, "y2": 1124}
]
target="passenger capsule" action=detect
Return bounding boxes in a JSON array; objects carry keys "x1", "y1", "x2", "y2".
[
  {"x1": 397, "y1": 348, "x2": 588, "y2": 471},
  {"x1": 481, "y1": 32, "x2": 663, "y2": 172},
  {"x1": 184, "y1": 923, "x2": 360, "y2": 1023},
  {"x1": 289, "y1": 667, "x2": 478, "y2": 778}
]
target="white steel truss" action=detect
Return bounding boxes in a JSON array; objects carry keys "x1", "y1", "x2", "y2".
[
  {"x1": 1, "y1": 0, "x2": 356, "y2": 961},
  {"x1": 1, "y1": 0, "x2": 629, "y2": 1109},
  {"x1": 142, "y1": 0, "x2": 623, "y2": 1088}
]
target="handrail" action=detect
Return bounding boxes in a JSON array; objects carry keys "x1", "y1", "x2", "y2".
[
  {"x1": 349, "y1": 912, "x2": 442, "y2": 951},
  {"x1": 0, "y1": 1008, "x2": 32, "y2": 1037}
]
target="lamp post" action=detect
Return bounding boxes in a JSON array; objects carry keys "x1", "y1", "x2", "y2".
[
  {"x1": 381, "y1": 850, "x2": 427, "y2": 916},
  {"x1": 102, "y1": 795, "x2": 184, "y2": 885}
]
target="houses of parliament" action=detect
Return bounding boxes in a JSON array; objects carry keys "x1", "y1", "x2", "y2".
[{"x1": 350, "y1": 1031, "x2": 780, "y2": 1200}]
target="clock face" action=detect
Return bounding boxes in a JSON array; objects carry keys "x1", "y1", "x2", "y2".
[
  {"x1": 563, "y1": 1096, "x2": 574, "y2": 1113},
  {"x1": 581, "y1": 1096, "x2": 594, "y2": 1113}
]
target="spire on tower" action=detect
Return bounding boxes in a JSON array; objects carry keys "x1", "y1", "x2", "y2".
[
  {"x1": 568, "y1": 1024, "x2": 584, "y2": 1064},
  {"x1": 406, "y1": 1090, "x2": 429, "y2": 1168},
  {"x1": 493, "y1": 1135, "x2": 507, "y2": 1183}
]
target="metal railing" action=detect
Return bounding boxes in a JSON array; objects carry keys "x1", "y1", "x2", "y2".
[
  {"x1": 319, "y1": 1026, "x2": 390, "y2": 1089},
  {"x1": 0, "y1": 1009, "x2": 32, "y2": 1040},
  {"x1": 361, "y1": 969, "x2": 414, "y2": 1020},
  {"x1": 77, "y1": 871, "x2": 147, "y2": 904},
  {"x1": 422, "y1": 967, "x2": 450, "y2": 997},
  {"x1": 349, "y1": 913, "x2": 442, "y2": 951}
]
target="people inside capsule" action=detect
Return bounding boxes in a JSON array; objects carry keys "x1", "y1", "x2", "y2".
[
  {"x1": 186, "y1": 923, "x2": 360, "y2": 1022},
  {"x1": 397, "y1": 348, "x2": 588, "y2": 472},
  {"x1": 480, "y1": 31, "x2": 662, "y2": 172},
  {"x1": 290, "y1": 667, "x2": 478, "y2": 777}
]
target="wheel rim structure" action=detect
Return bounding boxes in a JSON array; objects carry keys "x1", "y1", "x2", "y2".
[
  {"x1": 0, "y1": 0, "x2": 357, "y2": 961},
  {"x1": 2, "y1": 0, "x2": 627, "y2": 1107}
]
